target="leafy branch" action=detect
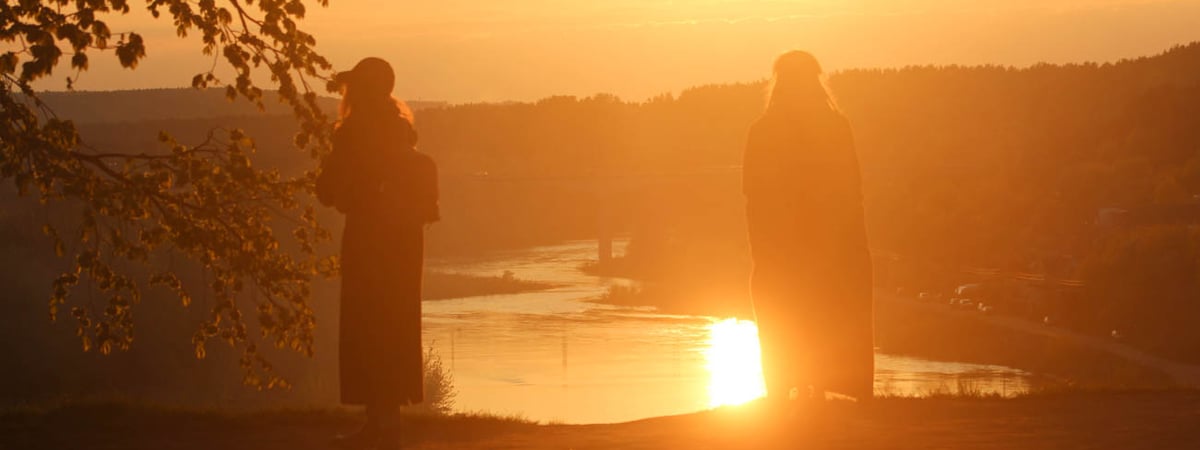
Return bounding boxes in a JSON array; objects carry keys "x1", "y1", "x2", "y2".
[{"x1": 1, "y1": 0, "x2": 338, "y2": 389}]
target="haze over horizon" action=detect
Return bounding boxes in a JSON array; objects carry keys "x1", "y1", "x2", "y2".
[{"x1": 26, "y1": 0, "x2": 1200, "y2": 102}]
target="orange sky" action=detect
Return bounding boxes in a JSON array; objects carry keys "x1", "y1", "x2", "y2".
[{"x1": 28, "y1": 0, "x2": 1200, "y2": 102}]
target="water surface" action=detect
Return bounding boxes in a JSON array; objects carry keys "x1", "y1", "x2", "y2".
[{"x1": 422, "y1": 241, "x2": 1030, "y2": 424}]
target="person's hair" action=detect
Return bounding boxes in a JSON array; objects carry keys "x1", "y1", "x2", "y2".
[
  {"x1": 338, "y1": 88, "x2": 413, "y2": 126},
  {"x1": 335, "y1": 57, "x2": 413, "y2": 128},
  {"x1": 765, "y1": 50, "x2": 839, "y2": 114}
]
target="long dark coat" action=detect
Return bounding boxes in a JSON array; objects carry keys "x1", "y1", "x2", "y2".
[
  {"x1": 316, "y1": 109, "x2": 435, "y2": 407},
  {"x1": 742, "y1": 107, "x2": 874, "y2": 400}
]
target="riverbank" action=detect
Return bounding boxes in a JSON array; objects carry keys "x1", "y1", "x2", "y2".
[
  {"x1": 423, "y1": 270, "x2": 556, "y2": 300},
  {"x1": 875, "y1": 293, "x2": 1177, "y2": 388},
  {"x1": 5, "y1": 391, "x2": 1199, "y2": 449}
]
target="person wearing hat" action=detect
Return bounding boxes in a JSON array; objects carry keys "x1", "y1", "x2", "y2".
[
  {"x1": 317, "y1": 57, "x2": 439, "y2": 449},
  {"x1": 742, "y1": 50, "x2": 874, "y2": 410}
]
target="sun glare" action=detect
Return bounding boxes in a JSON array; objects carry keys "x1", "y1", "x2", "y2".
[{"x1": 705, "y1": 318, "x2": 767, "y2": 408}]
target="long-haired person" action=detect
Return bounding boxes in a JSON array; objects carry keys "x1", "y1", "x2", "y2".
[
  {"x1": 743, "y1": 51, "x2": 874, "y2": 407},
  {"x1": 317, "y1": 57, "x2": 439, "y2": 449}
]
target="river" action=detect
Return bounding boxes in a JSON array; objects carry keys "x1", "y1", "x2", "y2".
[{"x1": 422, "y1": 240, "x2": 1031, "y2": 424}]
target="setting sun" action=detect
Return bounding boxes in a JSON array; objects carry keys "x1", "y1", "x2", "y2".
[{"x1": 705, "y1": 318, "x2": 768, "y2": 408}]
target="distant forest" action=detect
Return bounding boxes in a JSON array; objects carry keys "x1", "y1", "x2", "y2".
[{"x1": 5, "y1": 43, "x2": 1200, "y2": 405}]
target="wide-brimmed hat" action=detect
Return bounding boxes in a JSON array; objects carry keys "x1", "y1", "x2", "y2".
[{"x1": 334, "y1": 57, "x2": 394, "y2": 96}]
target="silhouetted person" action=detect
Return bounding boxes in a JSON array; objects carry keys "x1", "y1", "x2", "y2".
[
  {"x1": 743, "y1": 51, "x2": 874, "y2": 406},
  {"x1": 317, "y1": 57, "x2": 439, "y2": 450}
]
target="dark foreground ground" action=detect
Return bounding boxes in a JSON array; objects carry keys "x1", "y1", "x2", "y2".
[{"x1": 3, "y1": 391, "x2": 1199, "y2": 450}]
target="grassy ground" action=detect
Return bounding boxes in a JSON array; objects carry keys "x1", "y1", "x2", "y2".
[{"x1": 3, "y1": 391, "x2": 1199, "y2": 449}]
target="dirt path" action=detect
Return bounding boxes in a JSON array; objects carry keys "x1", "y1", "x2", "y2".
[
  {"x1": 881, "y1": 292, "x2": 1200, "y2": 388},
  {"x1": 4, "y1": 392, "x2": 1199, "y2": 450}
]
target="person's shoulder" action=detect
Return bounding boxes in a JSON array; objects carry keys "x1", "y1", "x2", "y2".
[
  {"x1": 830, "y1": 112, "x2": 859, "y2": 138},
  {"x1": 752, "y1": 111, "x2": 780, "y2": 126},
  {"x1": 331, "y1": 120, "x2": 356, "y2": 147},
  {"x1": 333, "y1": 115, "x2": 364, "y2": 137},
  {"x1": 831, "y1": 111, "x2": 854, "y2": 134},
  {"x1": 748, "y1": 114, "x2": 777, "y2": 135},
  {"x1": 832, "y1": 110, "x2": 851, "y2": 127},
  {"x1": 405, "y1": 149, "x2": 437, "y2": 168},
  {"x1": 749, "y1": 116, "x2": 765, "y2": 130},
  {"x1": 397, "y1": 116, "x2": 418, "y2": 142}
]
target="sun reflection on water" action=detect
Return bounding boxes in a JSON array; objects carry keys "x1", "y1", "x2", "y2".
[{"x1": 704, "y1": 318, "x2": 767, "y2": 408}]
